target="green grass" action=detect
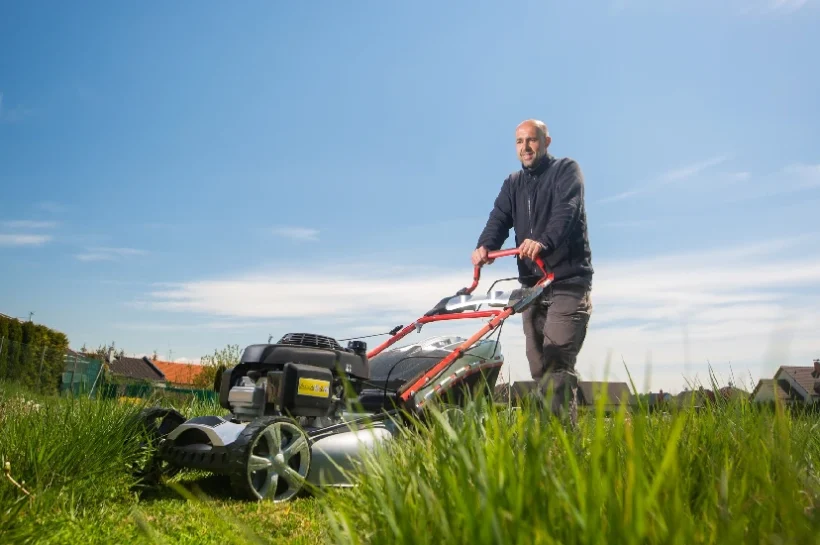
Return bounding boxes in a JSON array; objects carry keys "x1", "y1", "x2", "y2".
[
  {"x1": 323, "y1": 393, "x2": 820, "y2": 544},
  {"x1": 0, "y1": 382, "x2": 328, "y2": 544},
  {"x1": 1, "y1": 379, "x2": 819, "y2": 544}
]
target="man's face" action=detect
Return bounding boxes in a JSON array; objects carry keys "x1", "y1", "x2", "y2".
[{"x1": 515, "y1": 123, "x2": 547, "y2": 168}]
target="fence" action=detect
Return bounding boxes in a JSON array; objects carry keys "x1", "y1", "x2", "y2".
[
  {"x1": 61, "y1": 350, "x2": 104, "y2": 396},
  {"x1": 94, "y1": 379, "x2": 219, "y2": 404}
]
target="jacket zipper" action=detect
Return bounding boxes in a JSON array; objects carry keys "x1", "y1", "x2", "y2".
[
  {"x1": 526, "y1": 174, "x2": 533, "y2": 237},
  {"x1": 528, "y1": 197, "x2": 532, "y2": 237},
  {"x1": 527, "y1": 177, "x2": 536, "y2": 279}
]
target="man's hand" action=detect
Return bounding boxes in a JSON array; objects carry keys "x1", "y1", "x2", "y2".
[
  {"x1": 518, "y1": 238, "x2": 545, "y2": 261},
  {"x1": 471, "y1": 246, "x2": 494, "y2": 266}
]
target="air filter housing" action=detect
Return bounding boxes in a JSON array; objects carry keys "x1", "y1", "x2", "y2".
[{"x1": 278, "y1": 332, "x2": 343, "y2": 351}]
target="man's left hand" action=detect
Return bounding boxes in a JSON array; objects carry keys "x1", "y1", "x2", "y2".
[{"x1": 518, "y1": 239, "x2": 545, "y2": 261}]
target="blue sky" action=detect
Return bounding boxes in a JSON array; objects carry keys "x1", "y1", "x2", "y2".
[{"x1": 2, "y1": 1, "x2": 819, "y2": 393}]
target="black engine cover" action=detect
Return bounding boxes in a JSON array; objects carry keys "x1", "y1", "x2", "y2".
[
  {"x1": 279, "y1": 362, "x2": 333, "y2": 417},
  {"x1": 218, "y1": 334, "x2": 369, "y2": 412},
  {"x1": 238, "y1": 342, "x2": 368, "y2": 380}
]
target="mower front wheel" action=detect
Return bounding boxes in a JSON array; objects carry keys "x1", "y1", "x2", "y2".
[
  {"x1": 132, "y1": 406, "x2": 186, "y2": 487},
  {"x1": 228, "y1": 416, "x2": 312, "y2": 502}
]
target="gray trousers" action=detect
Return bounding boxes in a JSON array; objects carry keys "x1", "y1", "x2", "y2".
[{"x1": 521, "y1": 283, "x2": 592, "y2": 420}]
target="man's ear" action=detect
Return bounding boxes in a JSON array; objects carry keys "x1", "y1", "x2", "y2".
[{"x1": 544, "y1": 135, "x2": 552, "y2": 148}]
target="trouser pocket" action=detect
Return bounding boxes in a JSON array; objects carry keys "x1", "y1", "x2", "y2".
[{"x1": 522, "y1": 285, "x2": 592, "y2": 380}]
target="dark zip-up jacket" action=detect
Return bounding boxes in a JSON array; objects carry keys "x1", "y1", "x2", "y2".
[{"x1": 476, "y1": 154, "x2": 593, "y2": 288}]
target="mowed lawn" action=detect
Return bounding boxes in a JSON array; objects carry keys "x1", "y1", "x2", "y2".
[
  {"x1": 1, "y1": 379, "x2": 819, "y2": 545},
  {"x1": 38, "y1": 485, "x2": 330, "y2": 545},
  {"x1": 0, "y1": 383, "x2": 331, "y2": 545}
]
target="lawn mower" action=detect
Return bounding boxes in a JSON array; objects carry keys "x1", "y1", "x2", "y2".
[{"x1": 133, "y1": 248, "x2": 554, "y2": 502}]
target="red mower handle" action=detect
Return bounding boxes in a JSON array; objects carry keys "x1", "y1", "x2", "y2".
[{"x1": 463, "y1": 247, "x2": 551, "y2": 295}]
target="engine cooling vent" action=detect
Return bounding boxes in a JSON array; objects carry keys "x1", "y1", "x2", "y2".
[{"x1": 277, "y1": 332, "x2": 342, "y2": 351}]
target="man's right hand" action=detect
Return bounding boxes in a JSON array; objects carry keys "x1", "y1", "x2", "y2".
[{"x1": 471, "y1": 246, "x2": 494, "y2": 266}]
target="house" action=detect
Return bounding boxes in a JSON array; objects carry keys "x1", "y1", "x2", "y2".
[
  {"x1": 673, "y1": 387, "x2": 723, "y2": 408},
  {"x1": 749, "y1": 379, "x2": 790, "y2": 404},
  {"x1": 106, "y1": 355, "x2": 166, "y2": 387},
  {"x1": 577, "y1": 381, "x2": 633, "y2": 413},
  {"x1": 772, "y1": 364, "x2": 819, "y2": 404},
  {"x1": 717, "y1": 385, "x2": 749, "y2": 400},
  {"x1": 750, "y1": 361, "x2": 820, "y2": 405},
  {"x1": 493, "y1": 380, "x2": 539, "y2": 404},
  {"x1": 814, "y1": 359, "x2": 820, "y2": 396},
  {"x1": 93, "y1": 355, "x2": 166, "y2": 399},
  {"x1": 151, "y1": 359, "x2": 207, "y2": 387},
  {"x1": 494, "y1": 379, "x2": 633, "y2": 412},
  {"x1": 631, "y1": 390, "x2": 673, "y2": 411},
  {"x1": 492, "y1": 382, "x2": 511, "y2": 403}
]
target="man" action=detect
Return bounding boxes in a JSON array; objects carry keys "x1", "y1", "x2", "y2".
[{"x1": 472, "y1": 119, "x2": 593, "y2": 424}]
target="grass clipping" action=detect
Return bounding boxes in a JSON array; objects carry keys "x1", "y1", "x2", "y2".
[{"x1": 324, "y1": 394, "x2": 820, "y2": 545}]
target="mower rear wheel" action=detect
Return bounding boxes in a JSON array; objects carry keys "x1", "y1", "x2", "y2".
[{"x1": 229, "y1": 416, "x2": 311, "y2": 502}]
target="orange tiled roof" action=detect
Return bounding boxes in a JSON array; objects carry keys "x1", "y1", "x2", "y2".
[{"x1": 152, "y1": 359, "x2": 207, "y2": 385}]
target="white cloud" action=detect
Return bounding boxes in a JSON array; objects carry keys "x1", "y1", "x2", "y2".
[
  {"x1": 75, "y1": 247, "x2": 147, "y2": 262},
  {"x1": 145, "y1": 266, "x2": 471, "y2": 319},
  {"x1": 138, "y1": 235, "x2": 820, "y2": 394},
  {"x1": 268, "y1": 226, "x2": 320, "y2": 242},
  {"x1": 723, "y1": 162, "x2": 820, "y2": 202},
  {"x1": 611, "y1": 0, "x2": 812, "y2": 15},
  {"x1": 127, "y1": 352, "x2": 203, "y2": 365},
  {"x1": 600, "y1": 219, "x2": 656, "y2": 229},
  {"x1": 594, "y1": 158, "x2": 819, "y2": 211},
  {"x1": 114, "y1": 320, "x2": 282, "y2": 332},
  {"x1": 0, "y1": 234, "x2": 52, "y2": 247},
  {"x1": 595, "y1": 155, "x2": 729, "y2": 204},
  {"x1": 664, "y1": 156, "x2": 729, "y2": 181},
  {"x1": 765, "y1": 0, "x2": 809, "y2": 13},
  {"x1": 2, "y1": 220, "x2": 58, "y2": 229},
  {"x1": 0, "y1": 92, "x2": 34, "y2": 123},
  {"x1": 571, "y1": 235, "x2": 820, "y2": 391},
  {"x1": 784, "y1": 163, "x2": 820, "y2": 189},
  {"x1": 75, "y1": 254, "x2": 117, "y2": 262},
  {"x1": 37, "y1": 201, "x2": 67, "y2": 214},
  {"x1": 170, "y1": 357, "x2": 202, "y2": 364},
  {"x1": 0, "y1": 220, "x2": 57, "y2": 247}
]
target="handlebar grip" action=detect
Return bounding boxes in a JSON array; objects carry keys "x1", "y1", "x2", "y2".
[
  {"x1": 463, "y1": 247, "x2": 551, "y2": 295},
  {"x1": 486, "y1": 248, "x2": 520, "y2": 259},
  {"x1": 488, "y1": 248, "x2": 549, "y2": 283}
]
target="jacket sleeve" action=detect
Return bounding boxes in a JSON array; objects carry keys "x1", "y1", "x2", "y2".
[
  {"x1": 534, "y1": 159, "x2": 583, "y2": 255},
  {"x1": 476, "y1": 175, "x2": 514, "y2": 251}
]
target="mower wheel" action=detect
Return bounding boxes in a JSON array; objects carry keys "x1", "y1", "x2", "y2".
[
  {"x1": 228, "y1": 416, "x2": 312, "y2": 502},
  {"x1": 440, "y1": 406, "x2": 466, "y2": 429},
  {"x1": 132, "y1": 406, "x2": 186, "y2": 487}
]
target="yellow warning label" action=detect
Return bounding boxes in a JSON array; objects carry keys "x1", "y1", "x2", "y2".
[{"x1": 297, "y1": 377, "x2": 331, "y2": 398}]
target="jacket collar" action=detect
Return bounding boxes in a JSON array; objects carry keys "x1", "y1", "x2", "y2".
[{"x1": 521, "y1": 153, "x2": 554, "y2": 177}]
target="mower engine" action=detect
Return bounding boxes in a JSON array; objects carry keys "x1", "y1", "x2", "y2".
[{"x1": 219, "y1": 332, "x2": 369, "y2": 425}]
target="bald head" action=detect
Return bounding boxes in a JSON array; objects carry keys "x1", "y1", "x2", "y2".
[
  {"x1": 517, "y1": 119, "x2": 549, "y2": 139},
  {"x1": 515, "y1": 119, "x2": 551, "y2": 168}
]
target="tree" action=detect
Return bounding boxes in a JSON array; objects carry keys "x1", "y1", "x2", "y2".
[
  {"x1": 82, "y1": 341, "x2": 124, "y2": 362},
  {"x1": 195, "y1": 344, "x2": 242, "y2": 390}
]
